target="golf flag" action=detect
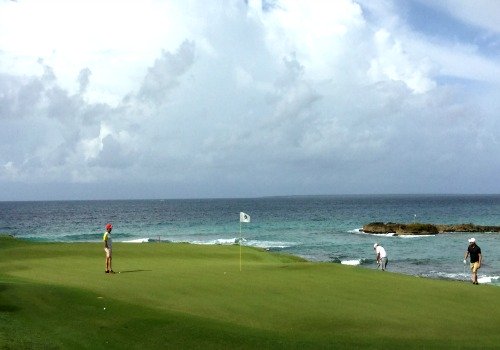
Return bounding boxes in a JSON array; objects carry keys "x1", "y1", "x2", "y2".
[
  {"x1": 240, "y1": 212, "x2": 250, "y2": 223},
  {"x1": 239, "y1": 212, "x2": 250, "y2": 272}
]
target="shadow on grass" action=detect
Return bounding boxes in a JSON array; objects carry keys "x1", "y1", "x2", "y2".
[
  {"x1": 0, "y1": 283, "x2": 21, "y2": 312},
  {"x1": 0, "y1": 303, "x2": 20, "y2": 312},
  {"x1": 117, "y1": 269, "x2": 152, "y2": 274}
]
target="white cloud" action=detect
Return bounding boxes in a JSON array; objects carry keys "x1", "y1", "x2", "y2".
[
  {"x1": 0, "y1": 0, "x2": 499, "y2": 199},
  {"x1": 368, "y1": 29, "x2": 436, "y2": 93},
  {"x1": 1, "y1": 161, "x2": 18, "y2": 180},
  {"x1": 0, "y1": 0, "x2": 193, "y2": 105},
  {"x1": 261, "y1": 0, "x2": 365, "y2": 78}
]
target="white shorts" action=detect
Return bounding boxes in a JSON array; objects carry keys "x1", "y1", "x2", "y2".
[{"x1": 104, "y1": 248, "x2": 112, "y2": 258}]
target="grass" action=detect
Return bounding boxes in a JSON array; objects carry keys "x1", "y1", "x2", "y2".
[{"x1": 1, "y1": 235, "x2": 500, "y2": 349}]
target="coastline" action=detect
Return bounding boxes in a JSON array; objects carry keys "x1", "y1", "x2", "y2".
[
  {"x1": 1, "y1": 235, "x2": 500, "y2": 349},
  {"x1": 2, "y1": 195, "x2": 500, "y2": 286},
  {"x1": 8, "y1": 234, "x2": 499, "y2": 285}
]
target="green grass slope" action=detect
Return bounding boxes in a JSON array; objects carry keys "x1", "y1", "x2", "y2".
[{"x1": 1, "y1": 236, "x2": 499, "y2": 349}]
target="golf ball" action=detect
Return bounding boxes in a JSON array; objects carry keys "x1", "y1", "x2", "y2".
[{"x1": 103, "y1": 307, "x2": 106, "y2": 310}]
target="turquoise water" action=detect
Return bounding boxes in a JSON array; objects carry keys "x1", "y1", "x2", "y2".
[{"x1": 1, "y1": 195, "x2": 499, "y2": 284}]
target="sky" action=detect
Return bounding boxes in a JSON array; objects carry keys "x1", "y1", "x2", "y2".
[{"x1": 0, "y1": 0, "x2": 499, "y2": 200}]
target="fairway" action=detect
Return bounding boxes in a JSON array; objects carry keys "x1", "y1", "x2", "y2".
[{"x1": 1, "y1": 236, "x2": 500, "y2": 349}]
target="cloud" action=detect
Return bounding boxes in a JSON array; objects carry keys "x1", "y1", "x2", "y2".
[
  {"x1": 78, "y1": 68, "x2": 91, "y2": 94},
  {"x1": 138, "y1": 41, "x2": 196, "y2": 105},
  {"x1": 0, "y1": 0, "x2": 499, "y2": 199},
  {"x1": 368, "y1": 29, "x2": 437, "y2": 93}
]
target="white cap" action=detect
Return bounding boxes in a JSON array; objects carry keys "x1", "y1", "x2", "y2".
[
  {"x1": 373, "y1": 243, "x2": 378, "y2": 248},
  {"x1": 468, "y1": 238, "x2": 476, "y2": 243}
]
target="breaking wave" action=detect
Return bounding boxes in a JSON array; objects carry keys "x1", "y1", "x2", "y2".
[
  {"x1": 120, "y1": 236, "x2": 295, "y2": 249},
  {"x1": 350, "y1": 228, "x2": 434, "y2": 238},
  {"x1": 423, "y1": 271, "x2": 500, "y2": 285}
]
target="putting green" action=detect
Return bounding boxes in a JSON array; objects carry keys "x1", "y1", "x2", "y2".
[{"x1": 1, "y1": 236, "x2": 499, "y2": 349}]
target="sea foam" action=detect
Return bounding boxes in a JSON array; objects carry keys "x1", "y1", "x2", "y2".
[
  {"x1": 478, "y1": 275, "x2": 500, "y2": 284},
  {"x1": 122, "y1": 238, "x2": 153, "y2": 243},
  {"x1": 341, "y1": 259, "x2": 362, "y2": 266},
  {"x1": 351, "y1": 229, "x2": 396, "y2": 237},
  {"x1": 178, "y1": 237, "x2": 294, "y2": 249},
  {"x1": 427, "y1": 271, "x2": 500, "y2": 285},
  {"x1": 350, "y1": 228, "x2": 434, "y2": 238},
  {"x1": 348, "y1": 228, "x2": 363, "y2": 234}
]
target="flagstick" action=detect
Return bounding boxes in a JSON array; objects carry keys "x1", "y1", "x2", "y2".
[{"x1": 239, "y1": 221, "x2": 242, "y2": 272}]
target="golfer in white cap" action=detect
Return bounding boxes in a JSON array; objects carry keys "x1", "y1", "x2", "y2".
[
  {"x1": 374, "y1": 243, "x2": 388, "y2": 271},
  {"x1": 464, "y1": 238, "x2": 482, "y2": 284}
]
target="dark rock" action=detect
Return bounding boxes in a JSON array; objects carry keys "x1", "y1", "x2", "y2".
[{"x1": 362, "y1": 222, "x2": 500, "y2": 235}]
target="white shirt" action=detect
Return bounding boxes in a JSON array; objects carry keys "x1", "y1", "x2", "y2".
[{"x1": 376, "y1": 245, "x2": 387, "y2": 258}]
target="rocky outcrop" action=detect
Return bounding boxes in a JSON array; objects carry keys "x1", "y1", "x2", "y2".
[{"x1": 362, "y1": 222, "x2": 500, "y2": 235}]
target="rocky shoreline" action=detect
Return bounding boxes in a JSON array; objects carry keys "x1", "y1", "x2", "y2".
[{"x1": 362, "y1": 222, "x2": 500, "y2": 235}]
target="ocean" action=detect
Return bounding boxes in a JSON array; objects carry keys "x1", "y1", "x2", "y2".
[{"x1": 1, "y1": 194, "x2": 499, "y2": 285}]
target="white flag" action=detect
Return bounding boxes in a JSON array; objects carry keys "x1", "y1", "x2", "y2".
[{"x1": 240, "y1": 212, "x2": 250, "y2": 223}]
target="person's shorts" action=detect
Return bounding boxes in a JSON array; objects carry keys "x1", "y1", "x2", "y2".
[
  {"x1": 380, "y1": 257, "x2": 388, "y2": 270},
  {"x1": 104, "y1": 248, "x2": 112, "y2": 258},
  {"x1": 470, "y1": 262, "x2": 480, "y2": 273}
]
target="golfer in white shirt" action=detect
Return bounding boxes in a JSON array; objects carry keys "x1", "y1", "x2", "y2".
[{"x1": 374, "y1": 243, "x2": 388, "y2": 271}]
